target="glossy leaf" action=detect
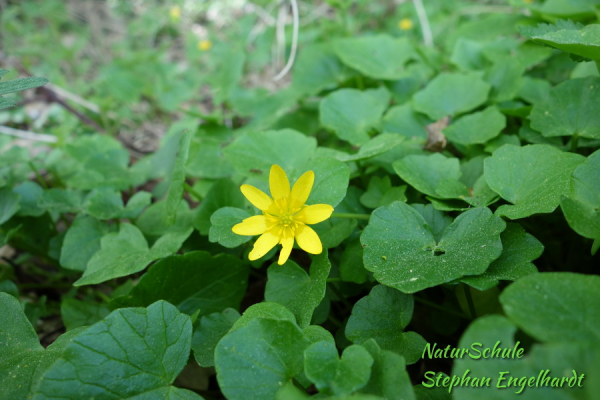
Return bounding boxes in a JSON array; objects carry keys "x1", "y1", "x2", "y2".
[
  {"x1": 265, "y1": 252, "x2": 331, "y2": 327},
  {"x1": 484, "y1": 144, "x2": 585, "y2": 219},
  {"x1": 361, "y1": 203, "x2": 505, "y2": 293}
]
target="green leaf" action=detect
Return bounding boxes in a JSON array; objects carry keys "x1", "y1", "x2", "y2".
[
  {"x1": 208, "y1": 206, "x2": 253, "y2": 248},
  {"x1": 120, "y1": 190, "x2": 152, "y2": 219},
  {"x1": 212, "y1": 45, "x2": 246, "y2": 104},
  {"x1": 83, "y1": 188, "x2": 124, "y2": 220},
  {"x1": 61, "y1": 298, "x2": 109, "y2": 331},
  {"x1": 304, "y1": 341, "x2": 374, "y2": 396},
  {"x1": 136, "y1": 199, "x2": 193, "y2": 237},
  {"x1": 561, "y1": 149, "x2": 600, "y2": 240},
  {"x1": 0, "y1": 291, "x2": 41, "y2": 354},
  {"x1": 360, "y1": 176, "x2": 406, "y2": 209},
  {"x1": 500, "y1": 272, "x2": 600, "y2": 343},
  {"x1": 215, "y1": 318, "x2": 310, "y2": 400},
  {"x1": 192, "y1": 308, "x2": 240, "y2": 367},
  {"x1": 442, "y1": 106, "x2": 506, "y2": 145},
  {"x1": 39, "y1": 188, "x2": 83, "y2": 214},
  {"x1": 460, "y1": 223, "x2": 543, "y2": 290},
  {"x1": 13, "y1": 181, "x2": 45, "y2": 217},
  {"x1": 0, "y1": 70, "x2": 48, "y2": 109},
  {"x1": 187, "y1": 134, "x2": 235, "y2": 180},
  {"x1": 518, "y1": 77, "x2": 551, "y2": 105},
  {"x1": 224, "y1": 129, "x2": 317, "y2": 177},
  {"x1": 231, "y1": 302, "x2": 297, "y2": 331},
  {"x1": 193, "y1": 179, "x2": 246, "y2": 235},
  {"x1": 484, "y1": 57, "x2": 526, "y2": 102},
  {"x1": 60, "y1": 215, "x2": 111, "y2": 271},
  {"x1": 410, "y1": 204, "x2": 452, "y2": 243},
  {"x1": 338, "y1": 134, "x2": 405, "y2": 162},
  {"x1": 320, "y1": 87, "x2": 390, "y2": 145},
  {"x1": 0, "y1": 187, "x2": 20, "y2": 224},
  {"x1": 484, "y1": 144, "x2": 586, "y2": 219},
  {"x1": 452, "y1": 314, "x2": 600, "y2": 399},
  {"x1": 62, "y1": 135, "x2": 132, "y2": 191},
  {"x1": 74, "y1": 223, "x2": 192, "y2": 286},
  {"x1": 382, "y1": 104, "x2": 430, "y2": 140},
  {"x1": 340, "y1": 239, "x2": 368, "y2": 284},
  {"x1": 165, "y1": 130, "x2": 192, "y2": 225},
  {"x1": 292, "y1": 43, "x2": 352, "y2": 95},
  {"x1": 412, "y1": 72, "x2": 491, "y2": 120},
  {"x1": 0, "y1": 293, "x2": 85, "y2": 399},
  {"x1": 529, "y1": 77, "x2": 600, "y2": 139},
  {"x1": 302, "y1": 157, "x2": 350, "y2": 208},
  {"x1": 333, "y1": 35, "x2": 415, "y2": 80},
  {"x1": 521, "y1": 21, "x2": 600, "y2": 61},
  {"x1": 265, "y1": 252, "x2": 331, "y2": 327},
  {"x1": 34, "y1": 300, "x2": 202, "y2": 400},
  {"x1": 111, "y1": 251, "x2": 248, "y2": 316},
  {"x1": 393, "y1": 153, "x2": 470, "y2": 199},
  {"x1": 360, "y1": 340, "x2": 416, "y2": 400},
  {"x1": 345, "y1": 285, "x2": 425, "y2": 364},
  {"x1": 450, "y1": 38, "x2": 487, "y2": 71},
  {"x1": 361, "y1": 203, "x2": 505, "y2": 293}
]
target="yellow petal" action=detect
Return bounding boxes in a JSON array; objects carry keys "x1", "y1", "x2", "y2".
[
  {"x1": 278, "y1": 235, "x2": 294, "y2": 265},
  {"x1": 295, "y1": 224, "x2": 322, "y2": 254},
  {"x1": 249, "y1": 229, "x2": 280, "y2": 260},
  {"x1": 290, "y1": 170, "x2": 314, "y2": 204},
  {"x1": 269, "y1": 165, "x2": 291, "y2": 200},
  {"x1": 241, "y1": 184, "x2": 273, "y2": 211},
  {"x1": 296, "y1": 204, "x2": 334, "y2": 225},
  {"x1": 232, "y1": 215, "x2": 267, "y2": 236}
]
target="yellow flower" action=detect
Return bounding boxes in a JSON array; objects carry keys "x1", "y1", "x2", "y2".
[
  {"x1": 198, "y1": 39, "x2": 212, "y2": 51},
  {"x1": 169, "y1": 6, "x2": 181, "y2": 20},
  {"x1": 232, "y1": 165, "x2": 334, "y2": 265},
  {"x1": 398, "y1": 18, "x2": 413, "y2": 31}
]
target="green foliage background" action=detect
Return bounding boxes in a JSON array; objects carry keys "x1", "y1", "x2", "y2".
[{"x1": 0, "y1": 0, "x2": 599, "y2": 399}]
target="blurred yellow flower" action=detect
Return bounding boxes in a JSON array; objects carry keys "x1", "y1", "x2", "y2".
[
  {"x1": 398, "y1": 18, "x2": 414, "y2": 31},
  {"x1": 523, "y1": 0, "x2": 533, "y2": 3},
  {"x1": 198, "y1": 39, "x2": 212, "y2": 51},
  {"x1": 169, "y1": 6, "x2": 181, "y2": 20},
  {"x1": 233, "y1": 165, "x2": 333, "y2": 265}
]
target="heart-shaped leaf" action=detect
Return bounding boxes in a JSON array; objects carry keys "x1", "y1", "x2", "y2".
[
  {"x1": 110, "y1": 251, "x2": 248, "y2": 316},
  {"x1": 304, "y1": 341, "x2": 374, "y2": 396},
  {"x1": 561, "y1": 149, "x2": 600, "y2": 241},
  {"x1": 345, "y1": 285, "x2": 426, "y2": 364},
  {"x1": 320, "y1": 87, "x2": 390, "y2": 145},
  {"x1": 34, "y1": 301, "x2": 201, "y2": 400},
  {"x1": 361, "y1": 203, "x2": 505, "y2": 293},
  {"x1": 484, "y1": 144, "x2": 585, "y2": 219},
  {"x1": 265, "y1": 252, "x2": 331, "y2": 327},
  {"x1": 500, "y1": 272, "x2": 600, "y2": 343},
  {"x1": 460, "y1": 223, "x2": 543, "y2": 290},
  {"x1": 333, "y1": 35, "x2": 415, "y2": 80},
  {"x1": 529, "y1": 77, "x2": 600, "y2": 139},
  {"x1": 412, "y1": 72, "x2": 491, "y2": 120}
]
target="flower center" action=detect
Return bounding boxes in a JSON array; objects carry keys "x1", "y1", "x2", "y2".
[{"x1": 280, "y1": 213, "x2": 294, "y2": 226}]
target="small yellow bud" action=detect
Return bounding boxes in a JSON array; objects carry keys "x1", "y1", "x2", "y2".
[
  {"x1": 198, "y1": 40, "x2": 212, "y2": 51},
  {"x1": 170, "y1": 6, "x2": 181, "y2": 20},
  {"x1": 398, "y1": 18, "x2": 413, "y2": 31}
]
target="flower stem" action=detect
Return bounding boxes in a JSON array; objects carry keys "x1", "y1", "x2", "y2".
[
  {"x1": 463, "y1": 284, "x2": 477, "y2": 319},
  {"x1": 331, "y1": 213, "x2": 371, "y2": 220},
  {"x1": 570, "y1": 133, "x2": 579, "y2": 152},
  {"x1": 183, "y1": 182, "x2": 203, "y2": 201},
  {"x1": 414, "y1": 295, "x2": 471, "y2": 320}
]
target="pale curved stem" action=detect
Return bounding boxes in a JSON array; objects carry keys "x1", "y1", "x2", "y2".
[{"x1": 273, "y1": 0, "x2": 299, "y2": 81}]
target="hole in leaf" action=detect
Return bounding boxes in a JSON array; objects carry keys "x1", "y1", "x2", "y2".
[{"x1": 433, "y1": 248, "x2": 445, "y2": 256}]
